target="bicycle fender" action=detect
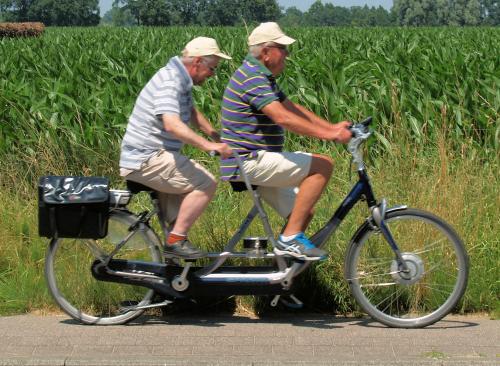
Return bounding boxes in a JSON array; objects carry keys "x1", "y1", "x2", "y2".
[{"x1": 354, "y1": 204, "x2": 407, "y2": 240}]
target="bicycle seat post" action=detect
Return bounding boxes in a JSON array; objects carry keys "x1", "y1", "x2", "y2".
[
  {"x1": 232, "y1": 152, "x2": 279, "y2": 249},
  {"x1": 125, "y1": 180, "x2": 169, "y2": 244},
  {"x1": 149, "y1": 192, "x2": 169, "y2": 244}
]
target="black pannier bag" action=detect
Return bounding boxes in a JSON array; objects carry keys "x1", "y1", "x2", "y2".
[{"x1": 38, "y1": 176, "x2": 110, "y2": 239}]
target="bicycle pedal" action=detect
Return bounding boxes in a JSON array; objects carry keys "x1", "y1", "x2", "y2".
[{"x1": 296, "y1": 257, "x2": 325, "y2": 262}]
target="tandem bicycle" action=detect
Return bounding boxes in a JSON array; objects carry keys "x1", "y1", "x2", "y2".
[{"x1": 40, "y1": 117, "x2": 469, "y2": 328}]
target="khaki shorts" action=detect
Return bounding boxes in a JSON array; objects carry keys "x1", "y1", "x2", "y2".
[
  {"x1": 237, "y1": 151, "x2": 312, "y2": 218},
  {"x1": 120, "y1": 150, "x2": 216, "y2": 225}
]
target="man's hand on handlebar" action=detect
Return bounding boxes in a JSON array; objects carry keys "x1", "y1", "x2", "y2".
[
  {"x1": 210, "y1": 142, "x2": 233, "y2": 159},
  {"x1": 332, "y1": 121, "x2": 353, "y2": 144}
]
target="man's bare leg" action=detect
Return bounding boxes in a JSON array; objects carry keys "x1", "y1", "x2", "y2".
[
  {"x1": 163, "y1": 182, "x2": 217, "y2": 258},
  {"x1": 282, "y1": 154, "x2": 333, "y2": 236},
  {"x1": 170, "y1": 183, "x2": 217, "y2": 236}
]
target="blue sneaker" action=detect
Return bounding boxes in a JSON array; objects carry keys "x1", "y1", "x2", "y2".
[{"x1": 274, "y1": 232, "x2": 327, "y2": 261}]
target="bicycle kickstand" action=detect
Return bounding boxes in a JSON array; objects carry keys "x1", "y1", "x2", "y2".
[{"x1": 270, "y1": 294, "x2": 304, "y2": 309}]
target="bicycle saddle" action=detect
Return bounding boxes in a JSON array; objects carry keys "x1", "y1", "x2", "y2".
[
  {"x1": 229, "y1": 181, "x2": 258, "y2": 192},
  {"x1": 126, "y1": 180, "x2": 154, "y2": 194}
]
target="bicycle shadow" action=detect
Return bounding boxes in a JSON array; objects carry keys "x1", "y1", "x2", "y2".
[
  {"x1": 60, "y1": 313, "x2": 479, "y2": 330},
  {"x1": 131, "y1": 312, "x2": 352, "y2": 329},
  {"x1": 353, "y1": 317, "x2": 479, "y2": 329},
  {"x1": 58, "y1": 290, "x2": 480, "y2": 330},
  {"x1": 120, "y1": 296, "x2": 351, "y2": 329},
  {"x1": 128, "y1": 312, "x2": 478, "y2": 330}
]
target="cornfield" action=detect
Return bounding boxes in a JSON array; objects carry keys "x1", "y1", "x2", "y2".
[
  {"x1": 0, "y1": 26, "x2": 498, "y2": 315},
  {"x1": 1, "y1": 27, "x2": 498, "y2": 175}
]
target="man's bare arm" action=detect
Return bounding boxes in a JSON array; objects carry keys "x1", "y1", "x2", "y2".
[
  {"x1": 282, "y1": 99, "x2": 338, "y2": 131},
  {"x1": 261, "y1": 101, "x2": 351, "y2": 143},
  {"x1": 162, "y1": 114, "x2": 231, "y2": 157},
  {"x1": 190, "y1": 107, "x2": 221, "y2": 142}
]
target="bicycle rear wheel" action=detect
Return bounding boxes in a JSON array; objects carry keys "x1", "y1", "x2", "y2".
[
  {"x1": 45, "y1": 210, "x2": 162, "y2": 325},
  {"x1": 345, "y1": 208, "x2": 469, "y2": 328}
]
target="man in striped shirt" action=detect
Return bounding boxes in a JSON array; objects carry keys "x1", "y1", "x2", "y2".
[
  {"x1": 220, "y1": 23, "x2": 352, "y2": 260},
  {"x1": 120, "y1": 37, "x2": 232, "y2": 259}
]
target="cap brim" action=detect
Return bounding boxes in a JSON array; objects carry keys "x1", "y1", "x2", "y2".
[
  {"x1": 274, "y1": 35, "x2": 296, "y2": 45},
  {"x1": 215, "y1": 52, "x2": 232, "y2": 60}
]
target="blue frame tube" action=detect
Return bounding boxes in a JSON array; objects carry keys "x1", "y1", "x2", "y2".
[{"x1": 310, "y1": 178, "x2": 369, "y2": 248}]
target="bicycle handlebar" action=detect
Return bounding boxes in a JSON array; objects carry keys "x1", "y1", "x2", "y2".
[
  {"x1": 347, "y1": 116, "x2": 373, "y2": 170},
  {"x1": 349, "y1": 116, "x2": 372, "y2": 138}
]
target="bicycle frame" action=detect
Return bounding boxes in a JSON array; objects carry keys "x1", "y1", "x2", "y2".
[
  {"x1": 47, "y1": 117, "x2": 468, "y2": 327},
  {"x1": 198, "y1": 168, "x2": 378, "y2": 275},
  {"x1": 93, "y1": 119, "x2": 410, "y2": 301}
]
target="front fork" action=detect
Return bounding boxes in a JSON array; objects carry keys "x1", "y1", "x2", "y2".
[{"x1": 371, "y1": 199, "x2": 410, "y2": 274}]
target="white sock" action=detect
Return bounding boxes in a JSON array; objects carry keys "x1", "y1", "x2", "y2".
[{"x1": 280, "y1": 233, "x2": 299, "y2": 242}]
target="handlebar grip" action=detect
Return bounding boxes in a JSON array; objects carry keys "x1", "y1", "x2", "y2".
[
  {"x1": 348, "y1": 117, "x2": 372, "y2": 138},
  {"x1": 361, "y1": 116, "x2": 372, "y2": 127},
  {"x1": 210, "y1": 150, "x2": 239, "y2": 159}
]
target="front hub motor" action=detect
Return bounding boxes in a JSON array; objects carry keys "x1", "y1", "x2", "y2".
[{"x1": 390, "y1": 253, "x2": 425, "y2": 285}]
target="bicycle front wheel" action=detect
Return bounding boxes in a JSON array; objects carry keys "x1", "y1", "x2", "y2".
[
  {"x1": 345, "y1": 208, "x2": 469, "y2": 328},
  {"x1": 45, "y1": 210, "x2": 162, "y2": 325}
]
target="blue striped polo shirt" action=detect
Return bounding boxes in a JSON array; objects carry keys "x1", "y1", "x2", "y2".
[{"x1": 220, "y1": 54, "x2": 286, "y2": 180}]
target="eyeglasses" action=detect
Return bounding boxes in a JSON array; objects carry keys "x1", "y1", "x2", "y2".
[
  {"x1": 266, "y1": 45, "x2": 290, "y2": 55},
  {"x1": 202, "y1": 60, "x2": 217, "y2": 73}
]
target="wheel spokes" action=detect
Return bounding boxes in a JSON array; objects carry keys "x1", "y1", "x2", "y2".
[{"x1": 352, "y1": 213, "x2": 465, "y2": 322}]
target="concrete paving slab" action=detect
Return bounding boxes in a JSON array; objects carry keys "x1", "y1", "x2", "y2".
[{"x1": 0, "y1": 314, "x2": 497, "y2": 365}]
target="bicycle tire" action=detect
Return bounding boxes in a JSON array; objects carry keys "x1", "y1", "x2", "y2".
[
  {"x1": 45, "y1": 210, "x2": 163, "y2": 325},
  {"x1": 345, "y1": 208, "x2": 469, "y2": 328}
]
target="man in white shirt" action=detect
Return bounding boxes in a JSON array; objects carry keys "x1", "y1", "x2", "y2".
[{"x1": 120, "y1": 37, "x2": 232, "y2": 259}]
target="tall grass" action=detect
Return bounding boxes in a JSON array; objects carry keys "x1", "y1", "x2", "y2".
[{"x1": 0, "y1": 26, "x2": 498, "y2": 315}]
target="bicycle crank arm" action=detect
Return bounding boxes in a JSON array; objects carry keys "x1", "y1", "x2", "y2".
[{"x1": 91, "y1": 259, "x2": 186, "y2": 299}]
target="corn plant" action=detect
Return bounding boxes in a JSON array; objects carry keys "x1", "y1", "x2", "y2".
[{"x1": 0, "y1": 26, "x2": 498, "y2": 315}]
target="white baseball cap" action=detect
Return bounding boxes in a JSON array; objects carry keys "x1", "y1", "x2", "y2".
[
  {"x1": 248, "y1": 22, "x2": 296, "y2": 46},
  {"x1": 182, "y1": 37, "x2": 231, "y2": 60}
]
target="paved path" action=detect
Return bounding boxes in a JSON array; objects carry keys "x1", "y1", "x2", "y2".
[{"x1": 0, "y1": 314, "x2": 498, "y2": 365}]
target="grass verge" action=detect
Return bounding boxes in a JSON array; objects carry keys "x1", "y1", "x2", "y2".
[{"x1": 0, "y1": 139, "x2": 498, "y2": 317}]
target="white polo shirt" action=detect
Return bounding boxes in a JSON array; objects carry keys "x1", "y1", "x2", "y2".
[{"x1": 119, "y1": 56, "x2": 193, "y2": 170}]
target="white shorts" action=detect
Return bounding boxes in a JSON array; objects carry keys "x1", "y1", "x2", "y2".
[
  {"x1": 237, "y1": 151, "x2": 312, "y2": 218},
  {"x1": 121, "y1": 150, "x2": 216, "y2": 225}
]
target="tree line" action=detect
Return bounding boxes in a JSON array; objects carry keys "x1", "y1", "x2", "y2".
[
  {"x1": 393, "y1": 0, "x2": 499, "y2": 25},
  {"x1": 0, "y1": 0, "x2": 100, "y2": 26},
  {"x1": 1, "y1": 0, "x2": 498, "y2": 27},
  {"x1": 102, "y1": 0, "x2": 282, "y2": 26}
]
